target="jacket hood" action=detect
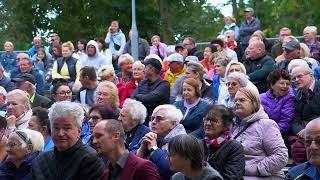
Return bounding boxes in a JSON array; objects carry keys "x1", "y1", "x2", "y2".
[
  {"x1": 242, "y1": 106, "x2": 269, "y2": 124},
  {"x1": 86, "y1": 40, "x2": 99, "y2": 58}
]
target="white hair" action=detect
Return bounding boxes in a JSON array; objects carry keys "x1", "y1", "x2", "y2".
[
  {"x1": 48, "y1": 101, "x2": 84, "y2": 129},
  {"x1": 4, "y1": 41, "x2": 14, "y2": 48},
  {"x1": 133, "y1": 61, "x2": 145, "y2": 69},
  {"x1": 227, "y1": 72, "x2": 248, "y2": 87},
  {"x1": 288, "y1": 59, "x2": 310, "y2": 73},
  {"x1": 225, "y1": 61, "x2": 247, "y2": 77},
  {"x1": 153, "y1": 104, "x2": 183, "y2": 124},
  {"x1": 122, "y1": 98, "x2": 147, "y2": 124},
  {"x1": 304, "y1": 26, "x2": 317, "y2": 35},
  {"x1": 7, "y1": 89, "x2": 30, "y2": 110},
  {"x1": 217, "y1": 35, "x2": 227, "y2": 43},
  {"x1": 118, "y1": 53, "x2": 134, "y2": 66},
  {"x1": 14, "y1": 129, "x2": 44, "y2": 152},
  {"x1": 291, "y1": 64, "x2": 313, "y2": 75}
]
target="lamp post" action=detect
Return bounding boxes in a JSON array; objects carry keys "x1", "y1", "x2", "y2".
[{"x1": 131, "y1": 0, "x2": 138, "y2": 61}]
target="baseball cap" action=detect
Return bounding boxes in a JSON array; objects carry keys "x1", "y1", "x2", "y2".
[
  {"x1": 184, "y1": 56, "x2": 199, "y2": 64},
  {"x1": 244, "y1": 7, "x2": 254, "y2": 13},
  {"x1": 175, "y1": 43, "x2": 185, "y2": 51},
  {"x1": 282, "y1": 40, "x2": 301, "y2": 51},
  {"x1": 167, "y1": 53, "x2": 184, "y2": 63},
  {"x1": 12, "y1": 73, "x2": 36, "y2": 85}
]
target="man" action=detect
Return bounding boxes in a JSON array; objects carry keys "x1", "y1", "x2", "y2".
[
  {"x1": 92, "y1": 120, "x2": 160, "y2": 180},
  {"x1": 123, "y1": 30, "x2": 150, "y2": 61},
  {"x1": 162, "y1": 43, "x2": 187, "y2": 71},
  {"x1": 32, "y1": 101, "x2": 105, "y2": 180},
  {"x1": 0, "y1": 64, "x2": 14, "y2": 92},
  {"x1": 10, "y1": 55, "x2": 44, "y2": 95},
  {"x1": 105, "y1": 20, "x2": 126, "y2": 70},
  {"x1": 271, "y1": 27, "x2": 292, "y2": 59},
  {"x1": 239, "y1": 7, "x2": 261, "y2": 56},
  {"x1": 243, "y1": 40, "x2": 274, "y2": 93},
  {"x1": 5, "y1": 89, "x2": 32, "y2": 136},
  {"x1": 0, "y1": 41, "x2": 17, "y2": 73},
  {"x1": 28, "y1": 36, "x2": 42, "y2": 57},
  {"x1": 274, "y1": 39, "x2": 301, "y2": 70},
  {"x1": 48, "y1": 33, "x2": 61, "y2": 55},
  {"x1": 286, "y1": 118, "x2": 320, "y2": 179},
  {"x1": 12, "y1": 73, "x2": 51, "y2": 109},
  {"x1": 77, "y1": 66, "x2": 98, "y2": 107},
  {"x1": 303, "y1": 26, "x2": 320, "y2": 61},
  {"x1": 164, "y1": 53, "x2": 185, "y2": 88},
  {"x1": 131, "y1": 57, "x2": 170, "y2": 125},
  {"x1": 80, "y1": 40, "x2": 108, "y2": 71},
  {"x1": 183, "y1": 37, "x2": 203, "y2": 60}
]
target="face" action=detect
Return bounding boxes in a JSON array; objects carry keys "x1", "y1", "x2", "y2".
[
  {"x1": 92, "y1": 122, "x2": 115, "y2": 156},
  {"x1": 169, "y1": 61, "x2": 183, "y2": 73},
  {"x1": 246, "y1": 43, "x2": 261, "y2": 59},
  {"x1": 228, "y1": 64, "x2": 243, "y2": 74},
  {"x1": 37, "y1": 51, "x2": 45, "y2": 60},
  {"x1": 77, "y1": 41, "x2": 85, "y2": 51},
  {"x1": 144, "y1": 64, "x2": 154, "y2": 79},
  {"x1": 34, "y1": 39, "x2": 41, "y2": 48},
  {"x1": 279, "y1": 30, "x2": 291, "y2": 43},
  {"x1": 245, "y1": 11, "x2": 254, "y2": 19},
  {"x1": 79, "y1": 71, "x2": 89, "y2": 87},
  {"x1": 227, "y1": 79, "x2": 241, "y2": 97},
  {"x1": 121, "y1": 60, "x2": 133, "y2": 74},
  {"x1": 119, "y1": 106, "x2": 137, "y2": 131},
  {"x1": 185, "y1": 67, "x2": 198, "y2": 79},
  {"x1": 4, "y1": 43, "x2": 13, "y2": 52},
  {"x1": 6, "y1": 134, "x2": 29, "y2": 163},
  {"x1": 51, "y1": 36, "x2": 60, "y2": 46},
  {"x1": 87, "y1": 45, "x2": 96, "y2": 57},
  {"x1": 62, "y1": 47, "x2": 72, "y2": 58},
  {"x1": 28, "y1": 116, "x2": 43, "y2": 133},
  {"x1": 305, "y1": 122, "x2": 320, "y2": 167},
  {"x1": 182, "y1": 82, "x2": 197, "y2": 101},
  {"x1": 203, "y1": 47, "x2": 212, "y2": 60},
  {"x1": 283, "y1": 49, "x2": 300, "y2": 61},
  {"x1": 88, "y1": 110, "x2": 103, "y2": 133},
  {"x1": 234, "y1": 91, "x2": 255, "y2": 119},
  {"x1": 110, "y1": 22, "x2": 119, "y2": 33},
  {"x1": 52, "y1": 47, "x2": 61, "y2": 56},
  {"x1": 304, "y1": 30, "x2": 315, "y2": 42},
  {"x1": 7, "y1": 94, "x2": 27, "y2": 118},
  {"x1": 51, "y1": 117, "x2": 81, "y2": 152},
  {"x1": 96, "y1": 41, "x2": 103, "y2": 50},
  {"x1": 183, "y1": 39, "x2": 193, "y2": 51},
  {"x1": 133, "y1": 64, "x2": 145, "y2": 81},
  {"x1": 224, "y1": 17, "x2": 232, "y2": 24},
  {"x1": 54, "y1": 85, "x2": 72, "y2": 102},
  {"x1": 0, "y1": 94, "x2": 5, "y2": 106},
  {"x1": 151, "y1": 109, "x2": 175, "y2": 137},
  {"x1": 291, "y1": 68, "x2": 313, "y2": 91},
  {"x1": 204, "y1": 115, "x2": 226, "y2": 139},
  {"x1": 19, "y1": 60, "x2": 32, "y2": 73},
  {"x1": 152, "y1": 37, "x2": 160, "y2": 47},
  {"x1": 95, "y1": 86, "x2": 113, "y2": 105},
  {"x1": 168, "y1": 152, "x2": 188, "y2": 172},
  {"x1": 176, "y1": 48, "x2": 188, "y2": 58},
  {"x1": 214, "y1": 62, "x2": 226, "y2": 77},
  {"x1": 225, "y1": 32, "x2": 234, "y2": 42},
  {"x1": 271, "y1": 78, "x2": 290, "y2": 97}
]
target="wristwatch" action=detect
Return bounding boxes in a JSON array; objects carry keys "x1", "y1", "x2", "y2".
[{"x1": 149, "y1": 146, "x2": 158, "y2": 153}]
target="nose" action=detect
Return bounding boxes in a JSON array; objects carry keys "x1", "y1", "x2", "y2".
[
  {"x1": 92, "y1": 137, "x2": 97, "y2": 145},
  {"x1": 56, "y1": 129, "x2": 65, "y2": 136}
]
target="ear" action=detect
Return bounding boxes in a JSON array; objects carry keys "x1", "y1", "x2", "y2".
[
  {"x1": 26, "y1": 143, "x2": 33, "y2": 154},
  {"x1": 113, "y1": 131, "x2": 121, "y2": 141}
]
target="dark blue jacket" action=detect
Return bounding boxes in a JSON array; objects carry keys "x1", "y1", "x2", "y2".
[
  {"x1": 0, "y1": 75, "x2": 15, "y2": 92},
  {"x1": 212, "y1": 75, "x2": 220, "y2": 102},
  {"x1": 0, "y1": 52, "x2": 17, "y2": 73},
  {"x1": 129, "y1": 124, "x2": 150, "y2": 153},
  {"x1": 10, "y1": 68, "x2": 45, "y2": 95},
  {"x1": 57, "y1": 57, "x2": 77, "y2": 81},
  {"x1": 0, "y1": 151, "x2": 40, "y2": 180},
  {"x1": 174, "y1": 99, "x2": 210, "y2": 138},
  {"x1": 286, "y1": 162, "x2": 320, "y2": 179},
  {"x1": 76, "y1": 87, "x2": 96, "y2": 107}
]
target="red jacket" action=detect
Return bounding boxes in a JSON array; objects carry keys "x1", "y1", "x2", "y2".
[
  {"x1": 117, "y1": 79, "x2": 137, "y2": 108},
  {"x1": 103, "y1": 153, "x2": 160, "y2": 180}
]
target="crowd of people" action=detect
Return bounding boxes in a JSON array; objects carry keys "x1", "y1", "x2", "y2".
[{"x1": 0, "y1": 7, "x2": 319, "y2": 180}]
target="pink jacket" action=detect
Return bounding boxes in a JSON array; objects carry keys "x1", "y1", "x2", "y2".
[{"x1": 232, "y1": 107, "x2": 288, "y2": 179}]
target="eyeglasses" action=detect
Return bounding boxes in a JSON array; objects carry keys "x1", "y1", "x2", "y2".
[
  {"x1": 183, "y1": 43, "x2": 192, "y2": 47},
  {"x1": 203, "y1": 117, "x2": 221, "y2": 124},
  {"x1": 57, "y1": 91, "x2": 72, "y2": 96},
  {"x1": 226, "y1": 82, "x2": 239, "y2": 87},
  {"x1": 305, "y1": 137, "x2": 320, "y2": 147},
  {"x1": 291, "y1": 73, "x2": 310, "y2": 81},
  {"x1": 151, "y1": 115, "x2": 166, "y2": 123},
  {"x1": 89, "y1": 116, "x2": 101, "y2": 121}
]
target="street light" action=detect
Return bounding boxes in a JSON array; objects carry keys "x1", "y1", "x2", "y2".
[{"x1": 131, "y1": 0, "x2": 138, "y2": 61}]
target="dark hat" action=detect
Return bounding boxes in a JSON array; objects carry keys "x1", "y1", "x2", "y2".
[
  {"x1": 144, "y1": 58, "x2": 163, "y2": 71},
  {"x1": 244, "y1": 7, "x2": 254, "y2": 13},
  {"x1": 175, "y1": 43, "x2": 185, "y2": 51},
  {"x1": 282, "y1": 39, "x2": 301, "y2": 51},
  {"x1": 12, "y1": 73, "x2": 36, "y2": 85}
]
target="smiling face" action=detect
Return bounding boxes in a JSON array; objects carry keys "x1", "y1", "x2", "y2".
[
  {"x1": 132, "y1": 64, "x2": 144, "y2": 81},
  {"x1": 271, "y1": 78, "x2": 290, "y2": 98}
]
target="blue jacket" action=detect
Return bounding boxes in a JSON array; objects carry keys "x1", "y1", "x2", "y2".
[
  {"x1": 0, "y1": 151, "x2": 40, "y2": 180},
  {"x1": 213, "y1": 75, "x2": 220, "y2": 101},
  {"x1": 10, "y1": 68, "x2": 45, "y2": 95},
  {"x1": 0, "y1": 52, "x2": 17, "y2": 73},
  {"x1": 44, "y1": 137, "x2": 54, "y2": 152},
  {"x1": 286, "y1": 162, "x2": 320, "y2": 179},
  {"x1": 0, "y1": 75, "x2": 15, "y2": 92},
  {"x1": 129, "y1": 124, "x2": 150, "y2": 153}
]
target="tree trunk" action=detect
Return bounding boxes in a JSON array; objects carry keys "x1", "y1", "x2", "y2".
[
  {"x1": 231, "y1": 0, "x2": 238, "y2": 20},
  {"x1": 158, "y1": 0, "x2": 171, "y2": 43}
]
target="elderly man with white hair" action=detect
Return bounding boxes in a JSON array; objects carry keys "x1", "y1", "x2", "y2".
[
  {"x1": 118, "y1": 98, "x2": 150, "y2": 152},
  {"x1": 5, "y1": 89, "x2": 32, "y2": 137},
  {"x1": 31, "y1": 101, "x2": 105, "y2": 180},
  {"x1": 303, "y1": 26, "x2": 320, "y2": 61},
  {"x1": 137, "y1": 104, "x2": 186, "y2": 180}
]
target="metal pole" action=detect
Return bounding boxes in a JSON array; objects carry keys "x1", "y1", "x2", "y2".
[{"x1": 131, "y1": 0, "x2": 138, "y2": 61}]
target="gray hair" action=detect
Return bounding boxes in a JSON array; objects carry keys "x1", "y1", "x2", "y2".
[
  {"x1": 14, "y1": 129, "x2": 44, "y2": 151},
  {"x1": 227, "y1": 72, "x2": 248, "y2": 87},
  {"x1": 288, "y1": 59, "x2": 310, "y2": 73},
  {"x1": 304, "y1": 26, "x2": 317, "y2": 35},
  {"x1": 7, "y1": 89, "x2": 30, "y2": 110},
  {"x1": 4, "y1": 41, "x2": 14, "y2": 48},
  {"x1": 48, "y1": 101, "x2": 84, "y2": 129},
  {"x1": 291, "y1": 64, "x2": 313, "y2": 75},
  {"x1": 122, "y1": 99, "x2": 147, "y2": 124},
  {"x1": 237, "y1": 87, "x2": 261, "y2": 113},
  {"x1": 225, "y1": 61, "x2": 247, "y2": 77},
  {"x1": 118, "y1": 53, "x2": 134, "y2": 66},
  {"x1": 133, "y1": 61, "x2": 145, "y2": 69},
  {"x1": 153, "y1": 104, "x2": 183, "y2": 125},
  {"x1": 186, "y1": 62, "x2": 205, "y2": 78}
]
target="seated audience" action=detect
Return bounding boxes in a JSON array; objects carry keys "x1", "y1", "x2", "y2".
[
  {"x1": 0, "y1": 116, "x2": 7, "y2": 162},
  {"x1": 164, "y1": 53, "x2": 185, "y2": 88},
  {"x1": 213, "y1": 56, "x2": 230, "y2": 104},
  {"x1": 77, "y1": 66, "x2": 98, "y2": 107},
  {"x1": 50, "y1": 78, "x2": 72, "y2": 102},
  {"x1": 117, "y1": 53, "x2": 133, "y2": 84},
  {"x1": 150, "y1": 35, "x2": 167, "y2": 59},
  {"x1": 0, "y1": 41, "x2": 17, "y2": 73},
  {"x1": 200, "y1": 45, "x2": 217, "y2": 72},
  {"x1": 98, "y1": 64, "x2": 118, "y2": 84}
]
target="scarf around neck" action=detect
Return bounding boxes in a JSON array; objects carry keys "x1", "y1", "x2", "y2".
[{"x1": 204, "y1": 131, "x2": 232, "y2": 152}]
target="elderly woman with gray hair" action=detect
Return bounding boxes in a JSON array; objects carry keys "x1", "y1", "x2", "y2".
[
  {"x1": 118, "y1": 98, "x2": 150, "y2": 152},
  {"x1": 137, "y1": 104, "x2": 186, "y2": 180},
  {"x1": 232, "y1": 87, "x2": 288, "y2": 179},
  {"x1": 0, "y1": 129, "x2": 44, "y2": 179}
]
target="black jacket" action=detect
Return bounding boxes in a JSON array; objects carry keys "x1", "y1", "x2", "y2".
[
  {"x1": 189, "y1": 47, "x2": 203, "y2": 60},
  {"x1": 203, "y1": 139, "x2": 245, "y2": 180},
  {"x1": 32, "y1": 140, "x2": 105, "y2": 180},
  {"x1": 32, "y1": 93, "x2": 52, "y2": 109}
]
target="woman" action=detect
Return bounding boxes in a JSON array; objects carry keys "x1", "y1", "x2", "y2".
[
  {"x1": 95, "y1": 37, "x2": 112, "y2": 65},
  {"x1": 211, "y1": 38, "x2": 238, "y2": 62},
  {"x1": 220, "y1": 16, "x2": 239, "y2": 41},
  {"x1": 137, "y1": 104, "x2": 186, "y2": 180},
  {"x1": 203, "y1": 105, "x2": 245, "y2": 179},
  {"x1": 118, "y1": 61, "x2": 145, "y2": 108},
  {"x1": 51, "y1": 78, "x2": 72, "y2": 102},
  {"x1": 200, "y1": 45, "x2": 217, "y2": 72},
  {"x1": 222, "y1": 72, "x2": 248, "y2": 108},
  {"x1": 260, "y1": 69, "x2": 294, "y2": 135},
  {"x1": 73, "y1": 39, "x2": 87, "y2": 60},
  {"x1": 118, "y1": 99, "x2": 150, "y2": 152},
  {"x1": 212, "y1": 56, "x2": 230, "y2": 104},
  {"x1": 0, "y1": 41, "x2": 17, "y2": 73},
  {"x1": 95, "y1": 81, "x2": 120, "y2": 109},
  {"x1": 33, "y1": 48, "x2": 51, "y2": 77},
  {"x1": 174, "y1": 78, "x2": 210, "y2": 138},
  {"x1": 28, "y1": 107, "x2": 54, "y2": 152},
  {"x1": 117, "y1": 54, "x2": 134, "y2": 84},
  {"x1": 150, "y1": 35, "x2": 167, "y2": 59},
  {"x1": 98, "y1": 65, "x2": 118, "y2": 84},
  {"x1": 0, "y1": 129, "x2": 44, "y2": 179},
  {"x1": 232, "y1": 87, "x2": 288, "y2": 179},
  {"x1": 169, "y1": 134, "x2": 223, "y2": 180},
  {"x1": 52, "y1": 41, "x2": 80, "y2": 86}
]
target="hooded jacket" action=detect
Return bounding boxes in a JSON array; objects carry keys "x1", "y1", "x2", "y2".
[
  {"x1": 105, "y1": 30, "x2": 126, "y2": 56},
  {"x1": 232, "y1": 107, "x2": 288, "y2": 179},
  {"x1": 80, "y1": 40, "x2": 109, "y2": 71}
]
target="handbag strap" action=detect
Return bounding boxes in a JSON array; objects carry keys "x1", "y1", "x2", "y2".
[{"x1": 233, "y1": 122, "x2": 254, "y2": 140}]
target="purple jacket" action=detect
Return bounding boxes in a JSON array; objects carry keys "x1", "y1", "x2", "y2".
[
  {"x1": 232, "y1": 107, "x2": 288, "y2": 179},
  {"x1": 150, "y1": 43, "x2": 167, "y2": 59},
  {"x1": 260, "y1": 88, "x2": 295, "y2": 134}
]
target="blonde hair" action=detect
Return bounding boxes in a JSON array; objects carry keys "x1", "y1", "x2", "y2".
[
  {"x1": 98, "y1": 65, "x2": 115, "y2": 81},
  {"x1": 151, "y1": 35, "x2": 160, "y2": 42},
  {"x1": 4, "y1": 41, "x2": 13, "y2": 48},
  {"x1": 62, "y1": 41, "x2": 75, "y2": 52},
  {"x1": 96, "y1": 81, "x2": 119, "y2": 108},
  {"x1": 299, "y1": 43, "x2": 311, "y2": 58},
  {"x1": 224, "y1": 16, "x2": 236, "y2": 23},
  {"x1": 238, "y1": 87, "x2": 260, "y2": 113}
]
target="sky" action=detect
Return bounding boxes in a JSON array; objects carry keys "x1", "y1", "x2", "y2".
[{"x1": 207, "y1": 0, "x2": 233, "y2": 16}]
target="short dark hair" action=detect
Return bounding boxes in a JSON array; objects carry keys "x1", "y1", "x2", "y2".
[
  {"x1": 267, "y1": 69, "x2": 291, "y2": 86},
  {"x1": 184, "y1": 37, "x2": 196, "y2": 46},
  {"x1": 210, "y1": 39, "x2": 224, "y2": 48},
  {"x1": 205, "y1": 105, "x2": 234, "y2": 129},
  {"x1": 206, "y1": 45, "x2": 218, "y2": 53},
  {"x1": 89, "y1": 104, "x2": 119, "y2": 120},
  {"x1": 32, "y1": 107, "x2": 51, "y2": 134},
  {"x1": 0, "y1": 116, "x2": 7, "y2": 129},
  {"x1": 95, "y1": 37, "x2": 107, "y2": 50},
  {"x1": 77, "y1": 39, "x2": 87, "y2": 51},
  {"x1": 80, "y1": 66, "x2": 97, "y2": 81},
  {"x1": 144, "y1": 58, "x2": 162, "y2": 74},
  {"x1": 51, "y1": 78, "x2": 70, "y2": 95},
  {"x1": 104, "y1": 119, "x2": 125, "y2": 144},
  {"x1": 168, "y1": 134, "x2": 204, "y2": 170}
]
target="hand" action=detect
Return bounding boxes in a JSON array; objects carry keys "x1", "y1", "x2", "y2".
[
  {"x1": 108, "y1": 26, "x2": 112, "y2": 32},
  {"x1": 142, "y1": 132, "x2": 158, "y2": 151},
  {"x1": 6, "y1": 115, "x2": 16, "y2": 128},
  {"x1": 136, "y1": 140, "x2": 148, "y2": 157},
  {"x1": 297, "y1": 129, "x2": 305, "y2": 138}
]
